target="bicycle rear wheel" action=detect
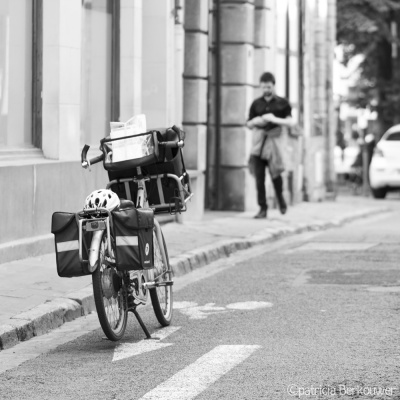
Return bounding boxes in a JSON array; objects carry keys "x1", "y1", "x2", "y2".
[
  {"x1": 92, "y1": 232, "x2": 128, "y2": 341},
  {"x1": 150, "y1": 229, "x2": 173, "y2": 326}
]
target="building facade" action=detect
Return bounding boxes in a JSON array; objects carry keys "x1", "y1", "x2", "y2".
[
  {"x1": 205, "y1": 0, "x2": 337, "y2": 209},
  {"x1": 0, "y1": 0, "x2": 336, "y2": 263}
]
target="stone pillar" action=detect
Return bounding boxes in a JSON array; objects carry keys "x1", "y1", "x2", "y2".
[
  {"x1": 217, "y1": 0, "x2": 255, "y2": 211},
  {"x1": 174, "y1": 0, "x2": 185, "y2": 125},
  {"x1": 302, "y1": 0, "x2": 326, "y2": 201},
  {"x1": 42, "y1": 0, "x2": 82, "y2": 160},
  {"x1": 183, "y1": 0, "x2": 208, "y2": 172},
  {"x1": 287, "y1": 0, "x2": 302, "y2": 205},
  {"x1": 182, "y1": 0, "x2": 209, "y2": 219},
  {"x1": 119, "y1": 0, "x2": 142, "y2": 120},
  {"x1": 254, "y1": 0, "x2": 276, "y2": 84},
  {"x1": 325, "y1": 0, "x2": 337, "y2": 194},
  {"x1": 315, "y1": 0, "x2": 328, "y2": 136},
  {"x1": 142, "y1": 0, "x2": 175, "y2": 128}
]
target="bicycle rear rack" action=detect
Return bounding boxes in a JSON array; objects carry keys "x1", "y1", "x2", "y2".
[{"x1": 76, "y1": 208, "x2": 113, "y2": 264}]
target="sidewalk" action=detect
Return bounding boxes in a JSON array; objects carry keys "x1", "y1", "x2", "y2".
[{"x1": 0, "y1": 196, "x2": 395, "y2": 350}]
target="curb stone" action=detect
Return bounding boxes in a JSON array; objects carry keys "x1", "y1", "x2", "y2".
[
  {"x1": 65, "y1": 286, "x2": 96, "y2": 316},
  {"x1": 0, "y1": 325, "x2": 19, "y2": 350},
  {"x1": 0, "y1": 205, "x2": 389, "y2": 351}
]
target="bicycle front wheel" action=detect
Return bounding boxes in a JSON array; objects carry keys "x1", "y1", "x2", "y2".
[
  {"x1": 92, "y1": 232, "x2": 128, "y2": 341},
  {"x1": 150, "y1": 229, "x2": 173, "y2": 326}
]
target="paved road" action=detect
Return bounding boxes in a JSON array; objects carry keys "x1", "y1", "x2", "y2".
[{"x1": 1, "y1": 211, "x2": 400, "y2": 400}]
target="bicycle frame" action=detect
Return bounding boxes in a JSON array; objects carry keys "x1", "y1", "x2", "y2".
[
  {"x1": 106, "y1": 172, "x2": 193, "y2": 213},
  {"x1": 77, "y1": 167, "x2": 171, "y2": 282},
  {"x1": 133, "y1": 166, "x2": 170, "y2": 280}
]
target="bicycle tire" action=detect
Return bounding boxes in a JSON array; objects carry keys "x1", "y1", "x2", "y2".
[
  {"x1": 150, "y1": 229, "x2": 173, "y2": 326},
  {"x1": 92, "y1": 232, "x2": 128, "y2": 341}
]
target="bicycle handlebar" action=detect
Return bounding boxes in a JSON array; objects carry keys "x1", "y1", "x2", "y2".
[
  {"x1": 81, "y1": 144, "x2": 90, "y2": 165},
  {"x1": 81, "y1": 124, "x2": 185, "y2": 169},
  {"x1": 159, "y1": 139, "x2": 184, "y2": 149},
  {"x1": 158, "y1": 125, "x2": 185, "y2": 149},
  {"x1": 81, "y1": 144, "x2": 104, "y2": 169}
]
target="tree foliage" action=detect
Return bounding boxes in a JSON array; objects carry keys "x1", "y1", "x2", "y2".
[{"x1": 337, "y1": 0, "x2": 400, "y2": 131}]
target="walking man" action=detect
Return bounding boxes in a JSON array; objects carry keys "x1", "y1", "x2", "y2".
[{"x1": 247, "y1": 72, "x2": 294, "y2": 219}]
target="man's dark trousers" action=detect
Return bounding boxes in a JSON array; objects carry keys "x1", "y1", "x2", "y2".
[{"x1": 253, "y1": 155, "x2": 284, "y2": 210}]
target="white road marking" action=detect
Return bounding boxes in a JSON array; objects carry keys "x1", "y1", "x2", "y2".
[
  {"x1": 173, "y1": 301, "x2": 198, "y2": 309},
  {"x1": 174, "y1": 301, "x2": 273, "y2": 319},
  {"x1": 112, "y1": 326, "x2": 181, "y2": 362},
  {"x1": 139, "y1": 345, "x2": 261, "y2": 400},
  {"x1": 173, "y1": 302, "x2": 227, "y2": 320},
  {"x1": 226, "y1": 301, "x2": 273, "y2": 310}
]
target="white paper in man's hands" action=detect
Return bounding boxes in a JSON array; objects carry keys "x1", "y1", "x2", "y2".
[{"x1": 109, "y1": 114, "x2": 149, "y2": 163}]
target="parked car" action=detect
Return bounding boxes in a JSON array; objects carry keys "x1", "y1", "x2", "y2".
[{"x1": 369, "y1": 125, "x2": 400, "y2": 199}]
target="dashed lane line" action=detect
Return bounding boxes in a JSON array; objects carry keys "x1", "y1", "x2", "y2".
[
  {"x1": 139, "y1": 345, "x2": 261, "y2": 400},
  {"x1": 113, "y1": 326, "x2": 181, "y2": 362}
]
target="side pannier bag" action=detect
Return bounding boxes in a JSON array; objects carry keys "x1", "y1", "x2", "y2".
[
  {"x1": 51, "y1": 212, "x2": 91, "y2": 277},
  {"x1": 112, "y1": 207, "x2": 154, "y2": 271}
]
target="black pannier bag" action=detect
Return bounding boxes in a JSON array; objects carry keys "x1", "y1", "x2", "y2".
[
  {"x1": 51, "y1": 212, "x2": 91, "y2": 278},
  {"x1": 112, "y1": 207, "x2": 154, "y2": 271},
  {"x1": 108, "y1": 127, "x2": 191, "y2": 214}
]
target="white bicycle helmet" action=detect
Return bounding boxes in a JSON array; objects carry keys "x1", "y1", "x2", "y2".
[{"x1": 84, "y1": 189, "x2": 120, "y2": 211}]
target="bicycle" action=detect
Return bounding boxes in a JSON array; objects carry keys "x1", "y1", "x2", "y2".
[{"x1": 51, "y1": 125, "x2": 192, "y2": 341}]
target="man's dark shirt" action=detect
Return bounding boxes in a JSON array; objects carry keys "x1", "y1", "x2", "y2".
[{"x1": 248, "y1": 95, "x2": 292, "y2": 131}]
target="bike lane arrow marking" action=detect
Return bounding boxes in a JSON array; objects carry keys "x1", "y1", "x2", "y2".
[
  {"x1": 174, "y1": 302, "x2": 228, "y2": 320},
  {"x1": 112, "y1": 326, "x2": 181, "y2": 362},
  {"x1": 173, "y1": 301, "x2": 273, "y2": 320}
]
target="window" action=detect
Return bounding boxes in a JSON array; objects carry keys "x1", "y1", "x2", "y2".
[
  {"x1": 0, "y1": 0, "x2": 33, "y2": 148},
  {"x1": 386, "y1": 132, "x2": 400, "y2": 141},
  {"x1": 81, "y1": 0, "x2": 119, "y2": 146}
]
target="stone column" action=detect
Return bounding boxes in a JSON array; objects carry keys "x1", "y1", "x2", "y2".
[
  {"x1": 142, "y1": 0, "x2": 175, "y2": 127},
  {"x1": 119, "y1": 0, "x2": 142, "y2": 121},
  {"x1": 182, "y1": 0, "x2": 209, "y2": 219},
  {"x1": 325, "y1": 0, "x2": 337, "y2": 194},
  {"x1": 302, "y1": 0, "x2": 327, "y2": 201},
  {"x1": 254, "y1": 0, "x2": 275, "y2": 83},
  {"x1": 287, "y1": 0, "x2": 302, "y2": 204},
  {"x1": 217, "y1": 0, "x2": 255, "y2": 211},
  {"x1": 42, "y1": 0, "x2": 82, "y2": 160},
  {"x1": 183, "y1": 0, "x2": 208, "y2": 172},
  {"x1": 174, "y1": 0, "x2": 185, "y2": 126}
]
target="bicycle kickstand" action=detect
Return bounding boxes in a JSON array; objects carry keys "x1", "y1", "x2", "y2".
[{"x1": 131, "y1": 308, "x2": 155, "y2": 340}]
